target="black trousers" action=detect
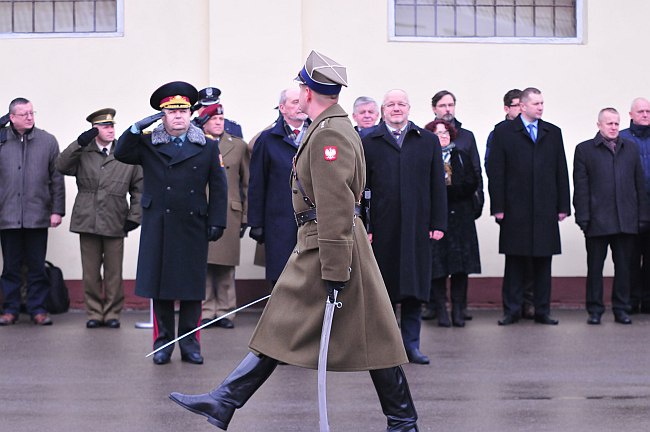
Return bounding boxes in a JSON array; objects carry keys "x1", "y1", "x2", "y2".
[
  {"x1": 631, "y1": 231, "x2": 650, "y2": 306},
  {"x1": 153, "y1": 299, "x2": 202, "y2": 356},
  {"x1": 585, "y1": 234, "x2": 634, "y2": 315},
  {"x1": 395, "y1": 298, "x2": 422, "y2": 351},
  {"x1": 502, "y1": 255, "x2": 552, "y2": 317},
  {"x1": 0, "y1": 228, "x2": 50, "y2": 316}
]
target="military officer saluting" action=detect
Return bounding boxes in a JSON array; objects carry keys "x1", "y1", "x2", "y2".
[
  {"x1": 56, "y1": 108, "x2": 143, "y2": 329},
  {"x1": 170, "y1": 52, "x2": 419, "y2": 431},
  {"x1": 115, "y1": 81, "x2": 228, "y2": 365}
]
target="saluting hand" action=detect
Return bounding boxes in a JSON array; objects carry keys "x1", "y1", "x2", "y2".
[
  {"x1": 134, "y1": 112, "x2": 164, "y2": 131},
  {"x1": 77, "y1": 127, "x2": 99, "y2": 147}
]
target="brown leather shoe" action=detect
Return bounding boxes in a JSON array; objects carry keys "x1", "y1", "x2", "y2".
[
  {"x1": 0, "y1": 313, "x2": 18, "y2": 325},
  {"x1": 32, "y1": 313, "x2": 53, "y2": 326}
]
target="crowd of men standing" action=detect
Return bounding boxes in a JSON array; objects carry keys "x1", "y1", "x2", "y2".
[{"x1": 1, "y1": 83, "x2": 650, "y2": 368}]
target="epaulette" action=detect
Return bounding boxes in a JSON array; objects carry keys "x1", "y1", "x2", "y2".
[{"x1": 143, "y1": 131, "x2": 152, "y2": 135}]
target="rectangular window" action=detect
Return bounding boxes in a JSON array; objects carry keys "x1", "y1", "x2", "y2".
[
  {"x1": 0, "y1": 0, "x2": 123, "y2": 38},
  {"x1": 390, "y1": 0, "x2": 583, "y2": 44}
]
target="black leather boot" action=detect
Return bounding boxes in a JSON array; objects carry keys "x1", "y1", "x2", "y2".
[
  {"x1": 370, "y1": 366, "x2": 419, "y2": 431},
  {"x1": 452, "y1": 303, "x2": 465, "y2": 327},
  {"x1": 169, "y1": 352, "x2": 278, "y2": 430}
]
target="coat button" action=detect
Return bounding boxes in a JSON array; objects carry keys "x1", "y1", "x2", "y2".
[
  {"x1": 190, "y1": 189, "x2": 195, "y2": 194},
  {"x1": 189, "y1": 211, "x2": 194, "y2": 215},
  {"x1": 193, "y1": 166, "x2": 197, "y2": 170},
  {"x1": 166, "y1": 186, "x2": 171, "y2": 190},
  {"x1": 165, "y1": 209, "x2": 170, "y2": 213}
]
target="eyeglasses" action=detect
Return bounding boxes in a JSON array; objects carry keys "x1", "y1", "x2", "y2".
[
  {"x1": 13, "y1": 111, "x2": 36, "y2": 118},
  {"x1": 435, "y1": 131, "x2": 450, "y2": 137}
]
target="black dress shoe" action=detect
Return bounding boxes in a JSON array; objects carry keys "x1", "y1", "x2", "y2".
[
  {"x1": 587, "y1": 313, "x2": 601, "y2": 325},
  {"x1": 215, "y1": 318, "x2": 234, "y2": 329},
  {"x1": 405, "y1": 348, "x2": 430, "y2": 365},
  {"x1": 181, "y1": 352, "x2": 204, "y2": 364},
  {"x1": 463, "y1": 309, "x2": 473, "y2": 321},
  {"x1": 421, "y1": 305, "x2": 436, "y2": 321},
  {"x1": 498, "y1": 315, "x2": 519, "y2": 326},
  {"x1": 534, "y1": 314, "x2": 559, "y2": 325},
  {"x1": 86, "y1": 319, "x2": 103, "y2": 328},
  {"x1": 614, "y1": 311, "x2": 632, "y2": 324},
  {"x1": 153, "y1": 351, "x2": 171, "y2": 365},
  {"x1": 200, "y1": 318, "x2": 215, "y2": 328},
  {"x1": 105, "y1": 319, "x2": 120, "y2": 329},
  {"x1": 169, "y1": 392, "x2": 232, "y2": 430}
]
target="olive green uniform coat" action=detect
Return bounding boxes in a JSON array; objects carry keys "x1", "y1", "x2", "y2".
[
  {"x1": 249, "y1": 104, "x2": 407, "y2": 372},
  {"x1": 206, "y1": 132, "x2": 250, "y2": 266}
]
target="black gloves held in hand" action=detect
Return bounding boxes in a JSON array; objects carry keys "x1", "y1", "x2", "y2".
[
  {"x1": 208, "y1": 226, "x2": 224, "y2": 242},
  {"x1": 77, "y1": 127, "x2": 99, "y2": 147},
  {"x1": 124, "y1": 220, "x2": 140, "y2": 235},
  {"x1": 249, "y1": 227, "x2": 264, "y2": 244},
  {"x1": 324, "y1": 280, "x2": 346, "y2": 303},
  {"x1": 240, "y1": 224, "x2": 248, "y2": 238},
  {"x1": 134, "y1": 112, "x2": 164, "y2": 131}
]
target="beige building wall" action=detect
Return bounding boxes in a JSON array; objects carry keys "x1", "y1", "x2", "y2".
[{"x1": 0, "y1": 0, "x2": 648, "y2": 279}]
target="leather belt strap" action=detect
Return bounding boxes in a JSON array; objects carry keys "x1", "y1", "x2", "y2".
[{"x1": 295, "y1": 204, "x2": 361, "y2": 227}]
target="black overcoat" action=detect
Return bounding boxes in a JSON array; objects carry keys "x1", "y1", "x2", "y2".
[
  {"x1": 114, "y1": 124, "x2": 227, "y2": 300},
  {"x1": 487, "y1": 116, "x2": 571, "y2": 256},
  {"x1": 247, "y1": 119, "x2": 299, "y2": 282},
  {"x1": 431, "y1": 147, "x2": 481, "y2": 278},
  {"x1": 363, "y1": 122, "x2": 447, "y2": 302},
  {"x1": 573, "y1": 133, "x2": 650, "y2": 237}
]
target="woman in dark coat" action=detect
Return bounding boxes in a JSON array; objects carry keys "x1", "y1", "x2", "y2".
[{"x1": 426, "y1": 120, "x2": 481, "y2": 327}]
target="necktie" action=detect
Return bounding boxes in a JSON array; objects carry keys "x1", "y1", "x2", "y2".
[
  {"x1": 527, "y1": 124, "x2": 537, "y2": 142},
  {"x1": 173, "y1": 137, "x2": 183, "y2": 148},
  {"x1": 101, "y1": 147, "x2": 108, "y2": 157},
  {"x1": 293, "y1": 129, "x2": 300, "y2": 136}
]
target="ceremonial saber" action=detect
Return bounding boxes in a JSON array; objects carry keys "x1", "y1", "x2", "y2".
[
  {"x1": 318, "y1": 289, "x2": 341, "y2": 432},
  {"x1": 145, "y1": 294, "x2": 271, "y2": 358}
]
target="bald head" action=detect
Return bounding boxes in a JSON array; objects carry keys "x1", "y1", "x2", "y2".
[
  {"x1": 382, "y1": 89, "x2": 411, "y2": 129},
  {"x1": 630, "y1": 97, "x2": 650, "y2": 126}
]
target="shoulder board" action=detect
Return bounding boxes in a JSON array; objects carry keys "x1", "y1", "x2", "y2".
[{"x1": 143, "y1": 131, "x2": 152, "y2": 135}]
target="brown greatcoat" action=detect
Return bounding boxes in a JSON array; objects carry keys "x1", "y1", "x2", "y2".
[
  {"x1": 206, "y1": 132, "x2": 250, "y2": 266},
  {"x1": 56, "y1": 139, "x2": 143, "y2": 237},
  {"x1": 249, "y1": 103, "x2": 407, "y2": 372}
]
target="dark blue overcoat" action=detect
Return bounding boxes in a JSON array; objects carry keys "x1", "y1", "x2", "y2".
[
  {"x1": 247, "y1": 119, "x2": 298, "y2": 282},
  {"x1": 114, "y1": 124, "x2": 227, "y2": 300}
]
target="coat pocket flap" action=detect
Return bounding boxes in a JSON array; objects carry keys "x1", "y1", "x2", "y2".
[
  {"x1": 230, "y1": 200, "x2": 243, "y2": 212},
  {"x1": 141, "y1": 194, "x2": 152, "y2": 209}
]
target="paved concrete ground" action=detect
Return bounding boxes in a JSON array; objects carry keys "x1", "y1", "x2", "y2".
[{"x1": 2, "y1": 308, "x2": 650, "y2": 432}]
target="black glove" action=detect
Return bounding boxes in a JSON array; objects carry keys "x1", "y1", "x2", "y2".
[
  {"x1": 324, "y1": 280, "x2": 346, "y2": 303},
  {"x1": 639, "y1": 221, "x2": 650, "y2": 234},
  {"x1": 0, "y1": 112, "x2": 9, "y2": 127},
  {"x1": 240, "y1": 223, "x2": 248, "y2": 238},
  {"x1": 249, "y1": 226, "x2": 264, "y2": 244},
  {"x1": 134, "y1": 112, "x2": 164, "y2": 131},
  {"x1": 123, "y1": 220, "x2": 140, "y2": 235},
  {"x1": 77, "y1": 127, "x2": 99, "y2": 147},
  {"x1": 208, "y1": 226, "x2": 224, "y2": 241},
  {"x1": 577, "y1": 221, "x2": 589, "y2": 233}
]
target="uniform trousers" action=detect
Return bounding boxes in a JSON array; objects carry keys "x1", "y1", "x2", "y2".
[
  {"x1": 203, "y1": 264, "x2": 237, "y2": 320},
  {"x1": 153, "y1": 299, "x2": 202, "y2": 356},
  {"x1": 502, "y1": 255, "x2": 552, "y2": 317},
  {"x1": 631, "y1": 231, "x2": 650, "y2": 309},
  {"x1": 586, "y1": 234, "x2": 634, "y2": 315},
  {"x1": 396, "y1": 298, "x2": 422, "y2": 350},
  {"x1": 79, "y1": 233, "x2": 124, "y2": 321},
  {"x1": 0, "y1": 228, "x2": 49, "y2": 316}
]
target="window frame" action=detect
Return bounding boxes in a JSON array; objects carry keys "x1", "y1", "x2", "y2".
[
  {"x1": 388, "y1": 0, "x2": 584, "y2": 44},
  {"x1": 0, "y1": 0, "x2": 124, "y2": 39}
]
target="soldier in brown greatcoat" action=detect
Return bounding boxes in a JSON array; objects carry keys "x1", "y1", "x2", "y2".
[
  {"x1": 170, "y1": 51, "x2": 418, "y2": 432},
  {"x1": 199, "y1": 103, "x2": 250, "y2": 329},
  {"x1": 56, "y1": 109, "x2": 143, "y2": 329}
]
